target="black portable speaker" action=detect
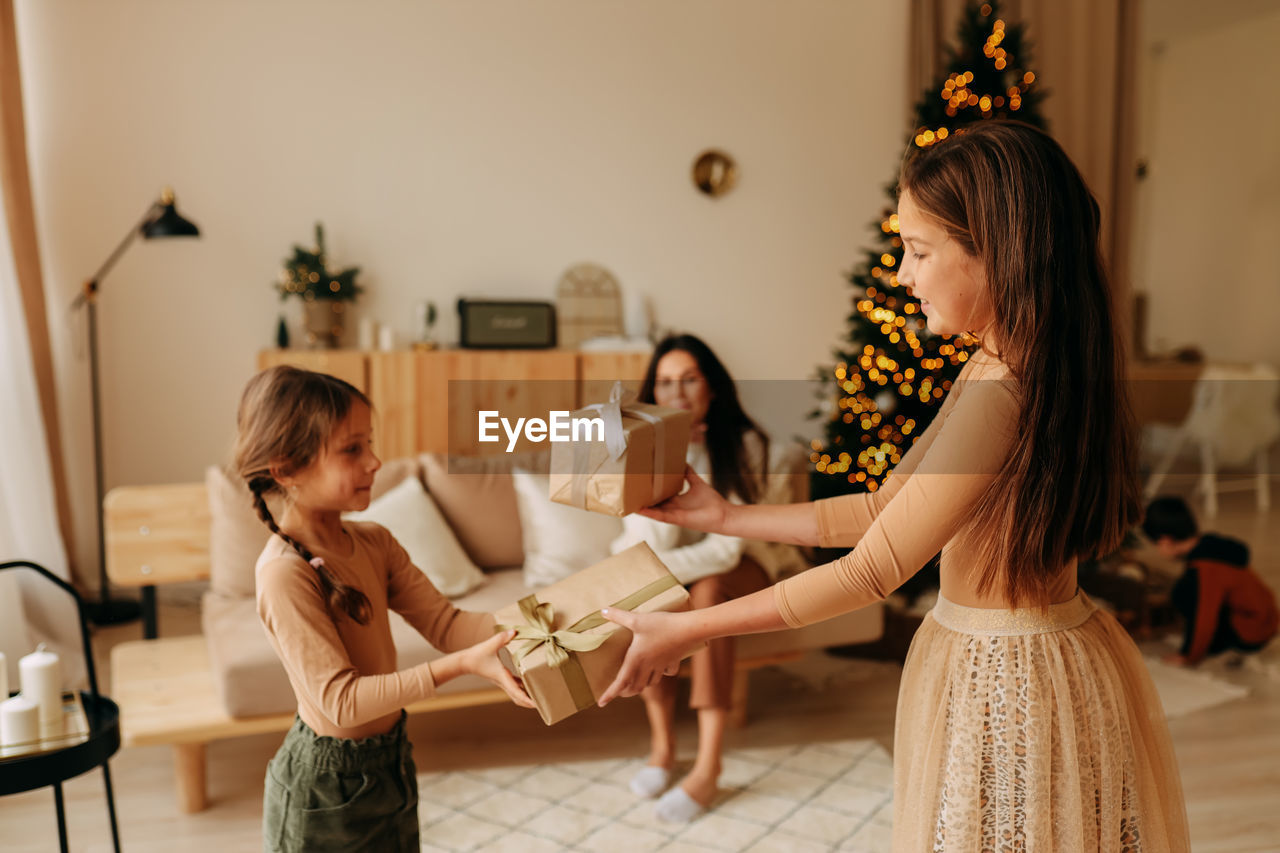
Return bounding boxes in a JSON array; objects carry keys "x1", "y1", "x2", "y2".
[{"x1": 457, "y1": 299, "x2": 557, "y2": 349}]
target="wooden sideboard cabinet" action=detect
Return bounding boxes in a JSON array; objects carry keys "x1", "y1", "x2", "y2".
[{"x1": 257, "y1": 348, "x2": 652, "y2": 458}]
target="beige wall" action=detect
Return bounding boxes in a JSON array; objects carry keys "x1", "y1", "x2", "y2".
[
  {"x1": 1132, "y1": 3, "x2": 1280, "y2": 364},
  {"x1": 16, "y1": 1, "x2": 908, "y2": 583}
]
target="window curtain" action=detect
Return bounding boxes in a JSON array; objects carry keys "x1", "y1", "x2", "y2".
[{"x1": 0, "y1": 0, "x2": 84, "y2": 688}]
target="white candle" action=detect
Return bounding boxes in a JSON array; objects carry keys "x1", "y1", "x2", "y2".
[
  {"x1": 378, "y1": 325, "x2": 397, "y2": 352},
  {"x1": 19, "y1": 644, "x2": 62, "y2": 723},
  {"x1": 624, "y1": 289, "x2": 653, "y2": 340},
  {"x1": 358, "y1": 316, "x2": 378, "y2": 350},
  {"x1": 0, "y1": 651, "x2": 7, "y2": 701},
  {"x1": 0, "y1": 694, "x2": 39, "y2": 747}
]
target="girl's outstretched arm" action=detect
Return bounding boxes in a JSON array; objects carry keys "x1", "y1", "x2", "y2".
[
  {"x1": 640, "y1": 380, "x2": 960, "y2": 549},
  {"x1": 596, "y1": 587, "x2": 786, "y2": 704},
  {"x1": 639, "y1": 466, "x2": 823, "y2": 545}
]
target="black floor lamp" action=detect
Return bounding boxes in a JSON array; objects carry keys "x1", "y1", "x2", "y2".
[{"x1": 70, "y1": 188, "x2": 200, "y2": 627}]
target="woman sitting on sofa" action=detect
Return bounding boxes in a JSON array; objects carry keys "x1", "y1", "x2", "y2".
[{"x1": 613, "y1": 333, "x2": 780, "y2": 822}]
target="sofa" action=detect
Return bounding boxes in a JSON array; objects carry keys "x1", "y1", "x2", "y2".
[{"x1": 200, "y1": 446, "x2": 883, "y2": 719}]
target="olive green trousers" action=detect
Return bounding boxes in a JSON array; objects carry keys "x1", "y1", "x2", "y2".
[{"x1": 262, "y1": 714, "x2": 418, "y2": 853}]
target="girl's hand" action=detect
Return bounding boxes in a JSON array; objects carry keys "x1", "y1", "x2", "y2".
[
  {"x1": 638, "y1": 466, "x2": 730, "y2": 533},
  {"x1": 463, "y1": 630, "x2": 537, "y2": 709},
  {"x1": 596, "y1": 608, "x2": 699, "y2": 706}
]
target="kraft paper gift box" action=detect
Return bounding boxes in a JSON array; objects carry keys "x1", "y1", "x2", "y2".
[
  {"x1": 549, "y1": 382, "x2": 692, "y2": 517},
  {"x1": 493, "y1": 542, "x2": 695, "y2": 725}
]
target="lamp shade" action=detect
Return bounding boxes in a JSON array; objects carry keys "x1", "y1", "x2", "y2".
[{"x1": 141, "y1": 189, "x2": 199, "y2": 238}]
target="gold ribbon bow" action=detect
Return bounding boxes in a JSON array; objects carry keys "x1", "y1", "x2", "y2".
[
  {"x1": 495, "y1": 574, "x2": 681, "y2": 717},
  {"x1": 499, "y1": 596, "x2": 609, "y2": 669}
]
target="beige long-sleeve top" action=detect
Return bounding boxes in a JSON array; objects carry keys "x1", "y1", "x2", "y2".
[
  {"x1": 256, "y1": 521, "x2": 493, "y2": 740},
  {"x1": 774, "y1": 351, "x2": 1077, "y2": 627}
]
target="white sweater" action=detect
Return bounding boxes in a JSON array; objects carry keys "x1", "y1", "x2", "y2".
[{"x1": 610, "y1": 438, "x2": 758, "y2": 586}]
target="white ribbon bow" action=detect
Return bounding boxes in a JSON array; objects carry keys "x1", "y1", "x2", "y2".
[
  {"x1": 570, "y1": 381, "x2": 670, "y2": 507},
  {"x1": 583, "y1": 381, "x2": 630, "y2": 461}
]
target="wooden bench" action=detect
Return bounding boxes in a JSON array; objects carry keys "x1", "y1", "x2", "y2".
[{"x1": 103, "y1": 482, "x2": 803, "y2": 813}]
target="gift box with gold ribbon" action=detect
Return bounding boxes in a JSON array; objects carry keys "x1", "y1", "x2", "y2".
[
  {"x1": 549, "y1": 381, "x2": 691, "y2": 517},
  {"x1": 493, "y1": 542, "x2": 693, "y2": 725}
]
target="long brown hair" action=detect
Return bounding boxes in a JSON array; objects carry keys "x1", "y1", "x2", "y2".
[
  {"x1": 637, "y1": 334, "x2": 769, "y2": 504},
  {"x1": 233, "y1": 365, "x2": 373, "y2": 624},
  {"x1": 899, "y1": 120, "x2": 1141, "y2": 606}
]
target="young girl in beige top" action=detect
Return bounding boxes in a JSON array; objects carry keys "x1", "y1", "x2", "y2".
[
  {"x1": 598, "y1": 121, "x2": 1190, "y2": 851},
  {"x1": 235, "y1": 366, "x2": 534, "y2": 853}
]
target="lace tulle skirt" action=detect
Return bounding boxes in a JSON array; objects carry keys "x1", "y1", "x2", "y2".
[{"x1": 892, "y1": 591, "x2": 1190, "y2": 852}]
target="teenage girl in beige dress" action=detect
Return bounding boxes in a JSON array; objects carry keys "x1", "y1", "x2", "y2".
[{"x1": 597, "y1": 120, "x2": 1190, "y2": 852}]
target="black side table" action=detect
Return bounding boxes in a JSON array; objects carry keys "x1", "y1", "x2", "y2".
[{"x1": 0, "y1": 561, "x2": 121, "y2": 853}]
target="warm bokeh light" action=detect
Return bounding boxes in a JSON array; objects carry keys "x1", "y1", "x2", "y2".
[{"x1": 813, "y1": 1, "x2": 1037, "y2": 493}]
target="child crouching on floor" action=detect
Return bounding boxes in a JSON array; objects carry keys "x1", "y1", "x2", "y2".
[{"x1": 1143, "y1": 496, "x2": 1278, "y2": 666}]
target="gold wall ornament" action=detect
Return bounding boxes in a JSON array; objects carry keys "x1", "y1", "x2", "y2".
[{"x1": 692, "y1": 149, "x2": 738, "y2": 198}]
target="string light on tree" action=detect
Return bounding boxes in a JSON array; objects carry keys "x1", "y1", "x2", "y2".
[{"x1": 808, "y1": 0, "x2": 1045, "y2": 500}]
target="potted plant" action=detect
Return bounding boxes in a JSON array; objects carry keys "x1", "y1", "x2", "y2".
[
  {"x1": 414, "y1": 300, "x2": 439, "y2": 350},
  {"x1": 275, "y1": 222, "x2": 363, "y2": 348}
]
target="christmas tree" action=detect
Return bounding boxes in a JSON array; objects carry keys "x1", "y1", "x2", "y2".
[{"x1": 809, "y1": 0, "x2": 1045, "y2": 501}]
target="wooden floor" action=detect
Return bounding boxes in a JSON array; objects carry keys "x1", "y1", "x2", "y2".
[{"x1": 2, "y1": 476, "x2": 1278, "y2": 851}]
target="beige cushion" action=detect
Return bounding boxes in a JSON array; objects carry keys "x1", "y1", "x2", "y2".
[
  {"x1": 202, "y1": 569, "x2": 531, "y2": 718},
  {"x1": 206, "y1": 457, "x2": 420, "y2": 599},
  {"x1": 206, "y1": 467, "x2": 275, "y2": 599},
  {"x1": 420, "y1": 451, "x2": 550, "y2": 570},
  {"x1": 202, "y1": 590, "x2": 294, "y2": 716}
]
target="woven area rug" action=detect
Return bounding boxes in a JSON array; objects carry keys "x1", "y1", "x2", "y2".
[
  {"x1": 416, "y1": 738, "x2": 895, "y2": 852},
  {"x1": 1143, "y1": 656, "x2": 1250, "y2": 719}
]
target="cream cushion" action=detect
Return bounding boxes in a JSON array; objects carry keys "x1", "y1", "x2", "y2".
[{"x1": 511, "y1": 468, "x2": 622, "y2": 589}]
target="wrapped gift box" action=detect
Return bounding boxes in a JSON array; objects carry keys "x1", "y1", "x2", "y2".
[
  {"x1": 549, "y1": 384, "x2": 691, "y2": 517},
  {"x1": 493, "y1": 542, "x2": 694, "y2": 725}
]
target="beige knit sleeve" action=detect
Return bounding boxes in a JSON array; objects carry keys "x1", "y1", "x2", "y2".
[
  {"x1": 256, "y1": 556, "x2": 438, "y2": 729},
  {"x1": 775, "y1": 368, "x2": 1018, "y2": 627},
  {"x1": 813, "y1": 384, "x2": 961, "y2": 548}
]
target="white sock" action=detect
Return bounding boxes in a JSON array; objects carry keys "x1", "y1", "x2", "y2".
[
  {"x1": 655, "y1": 785, "x2": 706, "y2": 823},
  {"x1": 629, "y1": 765, "x2": 672, "y2": 799}
]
